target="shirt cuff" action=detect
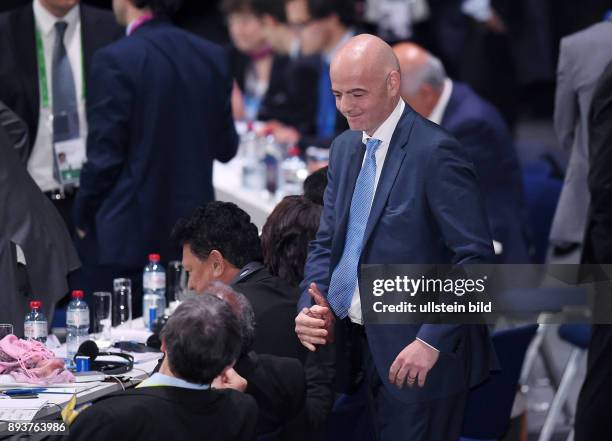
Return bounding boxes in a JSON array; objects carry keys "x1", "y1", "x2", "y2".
[
  {"x1": 416, "y1": 337, "x2": 440, "y2": 353},
  {"x1": 461, "y1": 0, "x2": 493, "y2": 22}
]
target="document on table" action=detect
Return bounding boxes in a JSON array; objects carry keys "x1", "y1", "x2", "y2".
[{"x1": 0, "y1": 398, "x2": 48, "y2": 422}]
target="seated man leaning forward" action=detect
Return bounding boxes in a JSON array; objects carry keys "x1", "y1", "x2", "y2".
[{"x1": 66, "y1": 296, "x2": 258, "y2": 441}]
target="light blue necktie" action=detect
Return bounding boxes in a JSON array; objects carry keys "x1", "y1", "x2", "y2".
[
  {"x1": 327, "y1": 137, "x2": 381, "y2": 318},
  {"x1": 52, "y1": 21, "x2": 80, "y2": 142}
]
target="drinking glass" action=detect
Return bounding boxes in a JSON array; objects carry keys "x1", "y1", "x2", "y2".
[
  {"x1": 113, "y1": 278, "x2": 132, "y2": 327},
  {"x1": 0, "y1": 324, "x2": 13, "y2": 339},
  {"x1": 93, "y1": 292, "x2": 112, "y2": 347},
  {"x1": 166, "y1": 261, "x2": 183, "y2": 303}
]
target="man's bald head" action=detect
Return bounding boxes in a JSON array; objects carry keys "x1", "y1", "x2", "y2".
[
  {"x1": 332, "y1": 34, "x2": 400, "y2": 78},
  {"x1": 392, "y1": 42, "x2": 447, "y2": 118},
  {"x1": 329, "y1": 34, "x2": 401, "y2": 136}
]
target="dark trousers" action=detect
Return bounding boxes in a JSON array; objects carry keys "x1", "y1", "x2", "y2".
[
  {"x1": 353, "y1": 324, "x2": 468, "y2": 441},
  {"x1": 45, "y1": 189, "x2": 76, "y2": 237},
  {"x1": 71, "y1": 225, "x2": 144, "y2": 322},
  {"x1": 47, "y1": 190, "x2": 78, "y2": 311}
]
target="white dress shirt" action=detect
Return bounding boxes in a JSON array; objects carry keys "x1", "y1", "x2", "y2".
[
  {"x1": 346, "y1": 98, "x2": 405, "y2": 324},
  {"x1": 427, "y1": 78, "x2": 453, "y2": 125},
  {"x1": 29, "y1": 0, "x2": 86, "y2": 192}
]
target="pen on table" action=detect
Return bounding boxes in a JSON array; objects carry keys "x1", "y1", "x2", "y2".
[
  {"x1": 1, "y1": 388, "x2": 47, "y2": 396},
  {"x1": 1, "y1": 388, "x2": 74, "y2": 395}
]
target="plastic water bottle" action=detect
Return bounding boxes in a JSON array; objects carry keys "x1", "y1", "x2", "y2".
[
  {"x1": 143, "y1": 253, "x2": 166, "y2": 330},
  {"x1": 241, "y1": 125, "x2": 266, "y2": 191},
  {"x1": 66, "y1": 290, "x2": 90, "y2": 362},
  {"x1": 262, "y1": 129, "x2": 283, "y2": 196},
  {"x1": 24, "y1": 300, "x2": 47, "y2": 343},
  {"x1": 280, "y1": 146, "x2": 308, "y2": 196}
]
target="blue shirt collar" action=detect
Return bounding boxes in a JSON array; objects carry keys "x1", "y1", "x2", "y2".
[{"x1": 138, "y1": 372, "x2": 210, "y2": 390}]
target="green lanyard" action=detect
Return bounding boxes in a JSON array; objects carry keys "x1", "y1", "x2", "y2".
[{"x1": 34, "y1": 25, "x2": 86, "y2": 109}]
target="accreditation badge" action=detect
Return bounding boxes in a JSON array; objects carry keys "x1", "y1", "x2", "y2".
[
  {"x1": 53, "y1": 137, "x2": 86, "y2": 186},
  {"x1": 50, "y1": 108, "x2": 87, "y2": 187}
]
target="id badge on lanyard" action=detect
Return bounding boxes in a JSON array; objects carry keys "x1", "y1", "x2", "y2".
[
  {"x1": 36, "y1": 25, "x2": 87, "y2": 188},
  {"x1": 53, "y1": 133, "x2": 86, "y2": 187}
]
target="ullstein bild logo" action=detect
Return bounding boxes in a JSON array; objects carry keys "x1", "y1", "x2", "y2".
[{"x1": 359, "y1": 264, "x2": 612, "y2": 325}]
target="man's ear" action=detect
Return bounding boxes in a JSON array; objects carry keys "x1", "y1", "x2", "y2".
[
  {"x1": 160, "y1": 337, "x2": 167, "y2": 354},
  {"x1": 388, "y1": 70, "x2": 401, "y2": 96},
  {"x1": 209, "y1": 249, "x2": 225, "y2": 278}
]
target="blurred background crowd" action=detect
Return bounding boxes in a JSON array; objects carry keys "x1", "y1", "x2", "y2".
[{"x1": 2, "y1": 0, "x2": 612, "y2": 440}]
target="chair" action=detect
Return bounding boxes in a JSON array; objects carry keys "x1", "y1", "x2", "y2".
[
  {"x1": 460, "y1": 324, "x2": 539, "y2": 441},
  {"x1": 521, "y1": 160, "x2": 563, "y2": 263},
  {"x1": 537, "y1": 324, "x2": 591, "y2": 441}
]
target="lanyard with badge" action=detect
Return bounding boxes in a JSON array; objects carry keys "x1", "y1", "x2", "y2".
[{"x1": 35, "y1": 25, "x2": 87, "y2": 189}]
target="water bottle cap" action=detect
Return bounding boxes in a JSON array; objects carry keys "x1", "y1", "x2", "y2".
[
  {"x1": 72, "y1": 290, "x2": 84, "y2": 299},
  {"x1": 288, "y1": 145, "x2": 300, "y2": 157},
  {"x1": 30, "y1": 301, "x2": 41, "y2": 309},
  {"x1": 149, "y1": 253, "x2": 160, "y2": 262}
]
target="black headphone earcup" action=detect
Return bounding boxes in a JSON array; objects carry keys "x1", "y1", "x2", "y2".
[{"x1": 94, "y1": 352, "x2": 135, "y2": 375}]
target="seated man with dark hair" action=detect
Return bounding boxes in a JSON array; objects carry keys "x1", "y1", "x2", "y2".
[
  {"x1": 172, "y1": 200, "x2": 302, "y2": 360},
  {"x1": 172, "y1": 204, "x2": 335, "y2": 438},
  {"x1": 67, "y1": 296, "x2": 257, "y2": 441}
]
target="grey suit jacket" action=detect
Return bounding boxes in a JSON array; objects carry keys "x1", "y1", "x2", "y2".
[
  {"x1": 550, "y1": 20, "x2": 612, "y2": 258},
  {"x1": 0, "y1": 106, "x2": 80, "y2": 336}
]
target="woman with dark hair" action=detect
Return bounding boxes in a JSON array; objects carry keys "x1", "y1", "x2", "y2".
[
  {"x1": 261, "y1": 196, "x2": 337, "y2": 439},
  {"x1": 261, "y1": 195, "x2": 322, "y2": 287}
]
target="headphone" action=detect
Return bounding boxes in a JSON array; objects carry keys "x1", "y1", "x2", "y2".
[{"x1": 76, "y1": 340, "x2": 134, "y2": 375}]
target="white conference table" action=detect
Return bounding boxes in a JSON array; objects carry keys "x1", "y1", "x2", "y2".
[
  {"x1": 0, "y1": 319, "x2": 162, "y2": 433},
  {"x1": 213, "y1": 159, "x2": 278, "y2": 230}
]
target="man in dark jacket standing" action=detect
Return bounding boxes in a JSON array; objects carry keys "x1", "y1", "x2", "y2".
[{"x1": 74, "y1": 0, "x2": 238, "y2": 312}]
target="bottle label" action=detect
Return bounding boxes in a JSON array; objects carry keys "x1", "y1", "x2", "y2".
[
  {"x1": 24, "y1": 321, "x2": 47, "y2": 339},
  {"x1": 143, "y1": 272, "x2": 166, "y2": 290},
  {"x1": 67, "y1": 309, "x2": 90, "y2": 327}
]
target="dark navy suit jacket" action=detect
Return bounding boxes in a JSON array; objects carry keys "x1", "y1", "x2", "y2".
[
  {"x1": 300, "y1": 105, "x2": 497, "y2": 403},
  {"x1": 74, "y1": 20, "x2": 238, "y2": 267},
  {"x1": 441, "y1": 82, "x2": 531, "y2": 263}
]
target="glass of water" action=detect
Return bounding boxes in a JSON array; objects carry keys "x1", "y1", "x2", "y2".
[
  {"x1": 0, "y1": 324, "x2": 13, "y2": 340},
  {"x1": 167, "y1": 261, "x2": 184, "y2": 303},
  {"x1": 93, "y1": 292, "x2": 112, "y2": 348}
]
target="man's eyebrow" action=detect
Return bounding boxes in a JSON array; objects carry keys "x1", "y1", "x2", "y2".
[{"x1": 332, "y1": 88, "x2": 368, "y2": 95}]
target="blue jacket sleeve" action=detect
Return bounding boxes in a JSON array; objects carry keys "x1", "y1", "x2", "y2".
[
  {"x1": 211, "y1": 48, "x2": 239, "y2": 163},
  {"x1": 298, "y1": 140, "x2": 338, "y2": 310},
  {"x1": 417, "y1": 138, "x2": 494, "y2": 353},
  {"x1": 73, "y1": 49, "x2": 131, "y2": 232}
]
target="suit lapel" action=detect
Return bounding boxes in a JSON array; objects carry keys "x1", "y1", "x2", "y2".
[
  {"x1": 332, "y1": 139, "x2": 365, "y2": 265},
  {"x1": 362, "y1": 108, "x2": 415, "y2": 246},
  {"x1": 12, "y1": 5, "x2": 39, "y2": 144}
]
